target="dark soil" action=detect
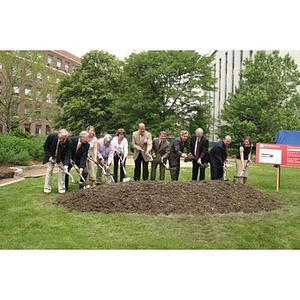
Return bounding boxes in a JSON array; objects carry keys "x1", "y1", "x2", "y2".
[
  {"x1": 57, "y1": 180, "x2": 280, "y2": 216},
  {"x1": 0, "y1": 166, "x2": 14, "y2": 179}
]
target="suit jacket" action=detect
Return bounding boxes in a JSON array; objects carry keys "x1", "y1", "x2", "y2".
[
  {"x1": 209, "y1": 140, "x2": 228, "y2": 167},
  {"x1": 132, "y1": 130, "x2": 153, "y2": 161},
  {"x1": 43, "y1": 132, "x2": 72, "y2": 166},
  {"x1": 190, "y1": 135, "x2": 209, "y2": 163},
  {"x1": 169, "y1": 137, "x2": 186, "y2": 166},
  {"x1": 152, "y1": 138, "x2": 170, "y2": 161},
  {"x1": 69, "y1": 137, "x2": 90, "y2": 169}
]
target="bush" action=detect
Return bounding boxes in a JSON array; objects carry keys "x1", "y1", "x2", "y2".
[{"x1": 0, "y1": 134, "x2": 46, "y2": 165}]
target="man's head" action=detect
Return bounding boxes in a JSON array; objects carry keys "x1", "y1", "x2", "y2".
[
  {"x1": 79, "y1": 131, "x2": 89, "y2": 144},
  {"x1": 159, "y1": 131, "x2": 167, "y2": 142},
  {"x1": 58, "y1": 129, "x2": 69, "y2": 144},
  {"x1": 138, "y1": 123, "x2": 145, "y2": 135},
  {"x1": 223, "y1": 135, "x2": 232, "y2": 146},
  {"x1": 195, "y1": 128, "x2": 204, "y2": 138},
  {"x1": 103, "y1": 134, "x2": 112, "y2": 146},
  {"x1": 180, "y1": 130, "x2": 189, "y2": 142}
]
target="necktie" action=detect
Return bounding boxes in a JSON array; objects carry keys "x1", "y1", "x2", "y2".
[
  {"x1": 196, "y1": 138, "x2": 200, "y2": 160},
  {"x1": 76, "y1": 143, "x2": 81, "y2": 153},
  {"x1": 56, "y1": 142, "x2": 62, "y2": 163}
]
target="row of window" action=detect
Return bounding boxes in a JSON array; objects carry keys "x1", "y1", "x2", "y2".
[{"x1": 47, "y1": 55, "x2": 71, "y2": 73}]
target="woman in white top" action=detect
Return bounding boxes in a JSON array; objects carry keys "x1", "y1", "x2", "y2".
[
  {"x1": 86, "y1": 125, "x2": 98, "y2": 188},
  {"x1": 112, "y1": 128, "x2": 128, "y2": 182}
]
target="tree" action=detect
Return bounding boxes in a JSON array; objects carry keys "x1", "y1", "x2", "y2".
[
  {"x1": 219, "y1": 51, "x2": 300, "y2": 143},
  {"x1": 53, "y1": 51, "x2": 121, "y2": 135},
  {"x1": 111, "y1": 51, "x2": 216, "y2": 136},
  {"x1": 0, "y1": 51, "x2": 58, "y2": 133}
]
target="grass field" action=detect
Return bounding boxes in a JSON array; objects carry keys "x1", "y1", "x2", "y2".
[{"x1": 1, "y1": 162, "x2": 300, "y2": 249}]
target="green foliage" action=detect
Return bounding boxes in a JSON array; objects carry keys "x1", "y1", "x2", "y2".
[
  {"x1": 53, "y1": 51, "x2": 122, "y2": 135},
  {"x1": 11, "y1": 127, "x2": 33, "y2": 139},
  {"x1": 219, "y1": 51, "x2": 300, "y2": 143},
  {"x1": 0, "y1": 134, "x2": 46, "y2": 165},
  {"x1": 54, "y1": 50, "x2": 216, "y2": 138},
  {"x1": 111, "y1": 51, "x2": 216, "y2": 137}
]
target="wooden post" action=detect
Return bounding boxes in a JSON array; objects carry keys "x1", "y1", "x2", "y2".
[{"x1": 276, "y1": 166, "x2": 281, "y2": 192}]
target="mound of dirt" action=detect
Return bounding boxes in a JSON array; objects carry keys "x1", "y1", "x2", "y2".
[{"x1": 57, "y1": 180, "x2": 280, "y2": 216}]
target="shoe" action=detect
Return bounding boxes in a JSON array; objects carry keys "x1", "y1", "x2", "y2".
[{"x1": 44, "y1": 192, "x2": 50, "y2": 195}]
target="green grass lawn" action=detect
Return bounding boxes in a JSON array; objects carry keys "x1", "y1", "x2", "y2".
[{"x1": 1, "y1": 162, "x2": 300, "y2": 249}]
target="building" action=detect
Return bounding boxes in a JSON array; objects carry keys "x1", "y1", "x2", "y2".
[
  {"x1": 0, "y1": 50, "x2": 81, "y2": 135},
  {"x1": 208, "y1": 50, "x2": 300, "y2": 142}
]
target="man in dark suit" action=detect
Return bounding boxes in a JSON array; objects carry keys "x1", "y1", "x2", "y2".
[
  {"x1": 65, "y1": 131, "x2": 90, "y2": 190},
  {"x1": 189, "y1": 128, "x2": 209, "y2": 181},
  {"x1": 43, "y1": 129, "x2": 72, "y2": 195},
  {"x1": 168, "y1": 130, "x2": 188, "y2": 181},
  {"x1": 150, "y1": 131, "x2": 170, "y2": 181},
  {"x1": 209, "y1": 135, "x2": 232, "y2": 180}
]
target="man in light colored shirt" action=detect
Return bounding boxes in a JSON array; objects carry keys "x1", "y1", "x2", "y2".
[
  {"x1": 96, "y1": 134, "x2": 115, "y2": 184},
  {"x1": 132, "y1": 123, "x2": 152, "y2": 181}
]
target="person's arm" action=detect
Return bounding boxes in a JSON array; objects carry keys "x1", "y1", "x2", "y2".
[
  {"x1": 93, "y1": 137, "x2": 98, "y2": 161},
  {"x1": 240, "y1": 146, "x2": 245, "y2": 170}
]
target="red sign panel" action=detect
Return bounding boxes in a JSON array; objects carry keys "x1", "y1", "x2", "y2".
[{"x1": 256, "y1": 143, "x2": 300, "y2": 167}]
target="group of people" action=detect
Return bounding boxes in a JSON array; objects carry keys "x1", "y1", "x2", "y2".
[{"x1": 42, "y1": 122, "x2": 253, "y2": 195}]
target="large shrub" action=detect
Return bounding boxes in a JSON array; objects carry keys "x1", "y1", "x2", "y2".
[{"x1": 0, "y1": 134, "x2": 46, "y2": 165}]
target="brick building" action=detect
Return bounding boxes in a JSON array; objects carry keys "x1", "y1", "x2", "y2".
[{"x1": 0, "y1": 50, "x2": 81, "y2": 135}]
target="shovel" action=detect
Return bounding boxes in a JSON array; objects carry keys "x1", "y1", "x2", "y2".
[
  {"x1": 140, "y1": 149, "x2": 153, "y2": 161},
  {"x1": 116, "y1": 152, "x2": 131, "y2": 182},
  {"x1": 239, "y1": 161, "x2": 252, "y2": 177},
  {"x1": 88, "y1": 156, "x2": 115, "y2": 183},
  {"x1": 223, "y1": 162, "x2": 229, "y2": 181},
  {"x1": 70, "y1": 160, "x2": 91, "y2": 189},
  {"x1": 56, "y1": 164, "x2": 85, "y2": 187}
]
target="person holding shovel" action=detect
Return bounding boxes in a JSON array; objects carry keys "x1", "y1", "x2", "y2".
[
  {"x1": 96, "y1": 134, "x2": 115, "y2": 184},
  {"x1": 189, "y1": 128, "x2": 209, "y2": 181},
  {"x1": 235, "y1": 137, "x2": 253, "y2": 184},
  {"x1": 65, "y1": 131, "x2": 90, "y2": 190},
  {"x1": 168, "y1": 130, "x2": 189, "y2": 181},
  {"x1": 112, "y1": 128, "x2": 128, "y2": 182},
  {"x1": 43, "y1": 129, "x2": 72, "y2": 195},
  {"x1": 150, "y1": 131, "x2": 170, "y2": 181},
  {"x1": 209, "y1": 135, "x2": 232, "y2": 180},
  {"x1": 86, "y1": 126, "x2": 98, "y2": 188},
  {"x1": 132, "y1": 123, "x2": 153, "y2": 181}
]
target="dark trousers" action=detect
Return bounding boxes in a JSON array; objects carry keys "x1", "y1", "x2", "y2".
[
  {"x1": 65, "y1": 164, "x2": 87, "y2": 190},
  {"x1": 134, "y1": 152, "x2": 149, "y2": 181},
  {"x1": 210, "y1": 163, "x2": 223, "y2": 180},
  {"x1": 113, "y1": 155, "x2": 126, "y2": 182},
  {"x1": 169, "y1": 158, "x2": 180, "y2": 181},
  {"x1": 192, "y1": 160, "x2": 206, "y2": 180},
  {"x1": 151, "y1": 158, "x2": 167, "y2": 181}
]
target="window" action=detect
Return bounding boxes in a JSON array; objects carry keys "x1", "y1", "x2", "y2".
[
  {"x1": 24, "y1": 124, "x2": 30, "y2": 133},
  {"x1": 13, "y1": 86, "x2": 19, "y2": 96},
  {"x1": 26, "y1": 69, "x2": 32, "y2": 77},
  {"x1": 12, "y1": 104, "x2": 19, "y2": 116},
  {"x1": 35, "y1": 125, "x2": 41, "y2": 135},
  {"x1": 25, "y1": 86, "x2": 32, "y2": 98},
  {"x1": 57, "y1": 59, "x2": 62, "y2": 70},
  {"x1": 37, "y1": 73, "x2": 42, "y2": 82},
  {"x1": 65, "y1": 62, "x2": 70, "y2": 73},
  {"x1": 36, "y1": 90, "x2": 42, "y2": 102},
  {"x1": 46, "y1": 93, "x2": 52, "y2": 103},
  {"x1": 47, "y1": 55, "x2": 53, "y2": 66}
]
